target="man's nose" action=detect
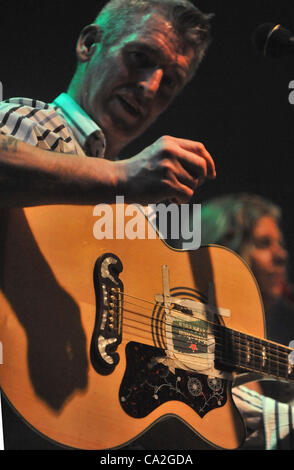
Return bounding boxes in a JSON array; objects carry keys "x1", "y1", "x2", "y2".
[{"x1": 138, "y1": 68, "x2": 163, "y2": 98}]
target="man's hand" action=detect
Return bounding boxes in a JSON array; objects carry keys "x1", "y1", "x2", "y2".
[
  {"x1": 116, "y1": 136, "x2": 216, "y2": 204},
  {"x1": 0, "y1": 134, "x2": 215, "y2": 208}
]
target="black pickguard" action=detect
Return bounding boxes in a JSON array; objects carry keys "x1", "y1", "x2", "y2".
[{"x1": 119, "y1": 342, "x2": 227, "y2": 419}]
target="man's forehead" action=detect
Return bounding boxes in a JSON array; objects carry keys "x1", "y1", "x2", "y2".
[{"x1": 110, "y1": 13, "x2": 194, "y2": 71}]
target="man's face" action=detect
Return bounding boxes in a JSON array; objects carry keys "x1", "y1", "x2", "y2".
[
  {"x1": 79, "y1": 14, "x2": 195, "y2": 157},
  {"x1": 242, "y1": 216, "x2": 288, "y2": 309}
]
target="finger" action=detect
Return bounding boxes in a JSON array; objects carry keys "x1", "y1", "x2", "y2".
[
  {"x1": 166, "y1": 179, "x2": 195, "y2": 204},
  {"x1": 175, "y1": 138, "x2": 216, "y2": 179},
  {"x1": 161, "y1": 167, "x2": 196, "y2": 204},
  {"x1": 172, "y1": 147, "x2": 208, "y2": 181},
  {"x1": 163, "y1": 159, "x2": 199, "y2": 191}
]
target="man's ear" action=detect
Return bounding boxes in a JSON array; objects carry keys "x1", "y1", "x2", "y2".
[{"x1": 76, "y1": 24, "x2": 102, "y2": 62}]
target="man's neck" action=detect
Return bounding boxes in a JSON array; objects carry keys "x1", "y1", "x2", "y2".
[{"x1": 66, "y1": 79, "x2": 125, "y2": 160}]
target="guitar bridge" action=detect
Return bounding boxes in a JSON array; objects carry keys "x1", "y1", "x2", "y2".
[{"x1": 90, "y1": 253, "x2": 123, "y2": 375}]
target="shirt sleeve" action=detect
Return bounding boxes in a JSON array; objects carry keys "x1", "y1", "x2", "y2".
[
  {"x1": 233, "y1": 385, "x2": 294, "y2": 450},
  {"x1": 263, "y1": 395, "x2": 294, "y2": 450},
  {"x1": 0, "y1": 99, "x2": 77, "y2": 155}
]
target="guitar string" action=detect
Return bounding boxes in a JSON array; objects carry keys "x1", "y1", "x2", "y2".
[
  {"x1": 117, "y1": 291, "x2": 293, "y2": 359},
  {"x1": 121, "y1": 326, "x2": 294, "y2": 382},
  {"x1": 109, "y1": 286, "x2": 294, "y2": 375},
  {"x1": 122, "y1": 298, "x2": 290, "y2": 362},
  {"x1": 124, "y1": 320, "x2": 222, "y2": 360},
  {"x1": 112, "y1": 302, "x2": 292, "y2": 375},
  {"x1": 109, "y1": 291, "x2": 293, "y2": 372},
  {"x1": 121, "y1": 309, "x2": 292, "y2": 373},
  {"x1": 120, "y1": 296, "x2": 292, "y2": 362},
  {"x1": 119, "y1": 291, "x2": 292, "y2": 348}
]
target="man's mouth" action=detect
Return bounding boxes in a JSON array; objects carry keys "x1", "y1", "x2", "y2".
[{"x1": 115, "y1": 94, "x2": 142, "y2": 118}]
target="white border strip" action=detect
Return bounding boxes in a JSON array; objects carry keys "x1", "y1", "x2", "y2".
[{"x1": 0, "y1": 394, "x2": 4, "y2": 450}]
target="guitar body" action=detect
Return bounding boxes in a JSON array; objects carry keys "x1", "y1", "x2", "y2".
[{"x1": 0, "y1": 204, "x2": 266, "y2": 450}]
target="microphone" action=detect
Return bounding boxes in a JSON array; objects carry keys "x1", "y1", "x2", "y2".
[{"x1": 252, "y1": 23, "x2": 294, "y2": 58}]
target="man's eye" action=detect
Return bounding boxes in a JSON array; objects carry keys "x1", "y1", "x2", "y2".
[
  {"x1": 162, "y1": 74, "x2": 176, "y2": 89},
  {"x1": 129, "y1": 51, "x2": 151, "y2": 67}
]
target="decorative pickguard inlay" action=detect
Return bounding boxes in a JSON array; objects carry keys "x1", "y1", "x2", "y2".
[
  {"x1": 90, "y1": 253, "x2": 123, "y2": 375},
  {"x1": 119, "y1": 342, "x2": 227, "y2": 419}
]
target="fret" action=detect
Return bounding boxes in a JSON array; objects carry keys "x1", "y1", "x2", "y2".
[
  {"x1": 254, "y1": 338, "x2": 260, "y2": 369},
  {"x1": 234, "y1": 330, "x2": 241, "y2": 369},
  {"x1": 261, "y1": 342, "x2": 267, "y2": 370},
  {"x1": 245, "y1": 337, "x2": 251, "y2": 366},
  {"x1": 272, "y1": 343, "x2": 280, "y2": 377},
  {"x1": 275, "y1": 343, "x2": 280, "y2": 377},
  {"x1": 238, "y1": 332, "x2": 252, "y2": 370},
  {"x1": 229, "y1": 328, "x2": 241, "y2": 369},
  {"x1": 214, "y1": 323, "x2": 294, "y2": 382},
  {"x1": 252, "y1": 337, "x2": 258, "y2": 371},
  {"x1": 274, "y1": 343, "x2": 289, "y2": 379},
  {"x1": 263, "y1": 340, "x2": 277, "y2": 377},
  {"x1": 259, "y1": 338, "x2": 270, "y2": 374}
]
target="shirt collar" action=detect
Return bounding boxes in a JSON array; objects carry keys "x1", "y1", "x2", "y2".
[{"x1": 52, "y1": 93, "x2": 106, "y2": 158}]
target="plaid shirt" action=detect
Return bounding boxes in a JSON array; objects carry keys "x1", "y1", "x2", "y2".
[
  {"x1": 233, "y1": 385, "x2": 294, "y2": 450},
  {"x1": 2, "y1": 92, "x2": 294, "y2": 451},
  {"x1": 0, "y1": 93, "x2": 106, "y2": 158}
]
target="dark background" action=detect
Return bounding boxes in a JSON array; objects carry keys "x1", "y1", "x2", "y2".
[
  {"x1": 1, "y1": 0, "x2": 294, "y2": 450},
  {"x1": 1, "y1": 0, "x2": 293, "y2": 268}
]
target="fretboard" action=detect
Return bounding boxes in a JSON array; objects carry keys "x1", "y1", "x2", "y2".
[{"x1": 215, "y1": 325, "x2": 294, "y2": 382}]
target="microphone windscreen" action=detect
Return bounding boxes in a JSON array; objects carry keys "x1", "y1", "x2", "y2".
[{"x1": 252, "y1": 23, "x2": 294, "y2": 57}]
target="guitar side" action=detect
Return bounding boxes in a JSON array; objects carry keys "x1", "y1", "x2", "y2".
[{"x1": 0, "y1": 204, "x2": 266, "y2": 449}]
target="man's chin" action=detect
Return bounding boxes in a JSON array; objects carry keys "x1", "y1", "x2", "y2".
[
  {"x1": 103, "y1": 127, "x2": 140, "y2": 159},
  {"x1": 106, "y1": 124, "x2": 148, "y2": 153}
]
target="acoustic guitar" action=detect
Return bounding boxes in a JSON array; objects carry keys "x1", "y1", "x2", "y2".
[{"x1": 0, "y1": 204, "x2": 293, "y2": 450}]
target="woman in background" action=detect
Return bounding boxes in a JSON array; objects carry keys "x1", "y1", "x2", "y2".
[{"x1": 201, "y1": 193, "x2": 294, "y2": 449}]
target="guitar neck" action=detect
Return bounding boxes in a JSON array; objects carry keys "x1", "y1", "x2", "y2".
[
  {"x1": 119, "y1": 291, "x2": 294, "y2": 382},
  {"x1": 120, "y1": 305, "x2": 294, "y2": 382},
  {"x1": 216, "y1": 325, "x2": 294, "y2": 382}
]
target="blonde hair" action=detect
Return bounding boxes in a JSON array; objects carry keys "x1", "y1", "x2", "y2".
[{"x1": 201, "y1": 193, "x2": 281, "y2": 254}]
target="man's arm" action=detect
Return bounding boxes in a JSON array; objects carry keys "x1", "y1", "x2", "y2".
[
  {"x1": 0, "y1": 134, "x2": 119, "y2": 208},
  {"x1": 0, "y1": 134, "x2": 216, "y2": 208}
]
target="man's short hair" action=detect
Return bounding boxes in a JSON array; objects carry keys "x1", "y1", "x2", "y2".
[{"x1": 95, "y1": 0, "x2": 213, "y2": 75}]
